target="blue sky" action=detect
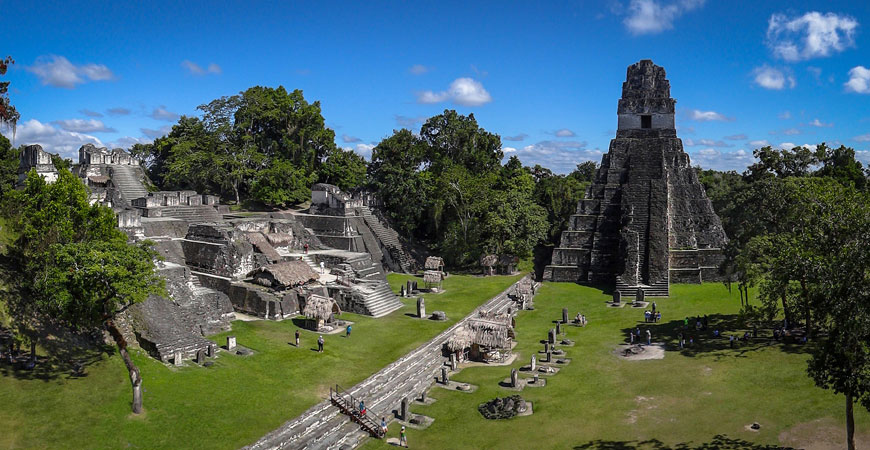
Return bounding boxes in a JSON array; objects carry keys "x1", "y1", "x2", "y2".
[{"x1": 3, "y1": 0, "x2": 870, "y2": 173}]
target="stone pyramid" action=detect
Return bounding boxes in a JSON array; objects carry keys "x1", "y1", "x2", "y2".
[{"x1": 543, "y1": 60, "x2": 727, "y2": 297}]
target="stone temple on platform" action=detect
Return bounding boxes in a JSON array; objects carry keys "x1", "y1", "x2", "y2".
[
  {"x1": 18, "y1": 144, "x2": 416, "y2": 364},
  {"x1": 544, "y1": 60, "x2": 728, "y2": 298}
]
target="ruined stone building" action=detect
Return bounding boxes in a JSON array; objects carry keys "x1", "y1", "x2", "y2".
[
  {"x1": 17, "y1": 145, "x2": 414, "y2": 364},
  {"x1": 544, "y1": 60, "x2": 728, "y2": 297}
]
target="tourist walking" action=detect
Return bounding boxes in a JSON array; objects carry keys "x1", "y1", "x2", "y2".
[
  {"x1": 304, "y1": 243, "x2": 309, "y2": 254},
  {"x1": 346, "y1": 324, "x2": 352, "y2": 337},
  {"x1": 295, "y1": 329, "x2": 300, "y2": 347},
  {"x1": 646, "y1": 329, "x2": 651, "y2": 345},
  {"x1": 359, "y1": 400, "x2": 366, "y2": 416},
  {"x1": 320, "y1": 261, "x2": 326, "y2": 274},
  {"x1": 651, "y1": 301, "x2": 657, "y2": 313},
  {"x1": 400, "y1": 425, "x2": 408, "y2": 447},
  {"x1": 630, "y1": 331, "x2": 635, "y2": 344},
  {"x1": 317, "y1": 335, "x2": 324, "y2": 352}
]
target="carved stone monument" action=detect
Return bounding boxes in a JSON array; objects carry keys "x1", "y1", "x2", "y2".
[
  {"x1": 417, "y1": 297, "x2": 426, "y2": 318},
  {"x1": 227, "y1": 335, "x2": 237, "y2": 351},
  {"x1": 442, "y1": 366, "x2": 449, "y2": 384},
  {"x1": 530, "y1": 355, "x2": 536, "y2": 372},
  {"x1": 174, "y1": 350, "x2": 183, "y2": 366},
  {"x1": 562, "y1": 308, "x2": 569, "y2": 324},
  {"x1": 544, "y1": 60, "x2": 728, "y2": 299},
  {"x1": 196, "y1": 349, "x2": 205, "y2": 365},
  {"x1": 510, "y1": 368, "x2": 518, "y2": 388},
  {"x1": 400, "y1": 397, "x2": 409, "y2": 420},
  {"x1": 548, "y1": 328, "x2": 556, "y2": 344}
]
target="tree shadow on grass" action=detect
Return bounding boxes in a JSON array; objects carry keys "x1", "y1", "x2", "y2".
[
  {"x1": 574, "y1": 435, "x2": 792, "y2": 450},
  {"x1": 620, "y1": 314, "x2": 811, "y2": 361},
  {"x1": 0, "y1": 325, "x2": 112, "y2": 382}
]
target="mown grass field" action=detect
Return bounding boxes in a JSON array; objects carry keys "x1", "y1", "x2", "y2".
[
  {"x1": 363, "y1": 282, "x2": 870, "y2": 450},
  {"x1": 0, "y1": 273, "x2": 520, "y2": 449}
]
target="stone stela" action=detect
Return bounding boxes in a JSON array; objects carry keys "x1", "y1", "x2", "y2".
[{"x1": 544, "y1": 59, "x2": 728, "y2": 299}]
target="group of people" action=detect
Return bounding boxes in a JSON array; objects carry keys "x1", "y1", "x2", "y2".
[
  {"x1": 684, "y1": 315, "x2": 709, "y2": 331},
  {"x1": 643, "y1": 310, "x2": 661, "y2": 323},
  {"x1": 574, "y1": 313, "x2": 588, "y2": 327},
  {"x1": 629, "y1": 327, "x2": 652, "y2": 345},
  {"x1": 295, "y1": 330, "x2": 325, "y2": 352}
]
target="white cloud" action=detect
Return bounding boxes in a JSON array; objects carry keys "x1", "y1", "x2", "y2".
[
  {"x1": 53, "y1": 119, "x2": 115, "y2": 133},
  {"x1": 749, "y1": 140, "x2": 770, "y2": 147},
  {"x1": 107, "y1": 107, "x2": 131, "y2": 116},
  {"x1": 508, "y1": 140, "x2": 599, "y2": 174},
  {"x1": 688, "y1": 147, "x2": 756, "y2": 172},
  {"x1": 344, "y1": 143, "x2": 375, "y2": 160},
  {"x1": 1, "y1": 119, "x2": 103, "y2": 158},
  {"x1": 342, "y1": 134, "x2": 362, "y2": 143},
  {"x1": 778, "y1": 110, "x2": 792, "y2": 119},
  {"x1": 622, "y1": 0, "x2": 705, "y2": 35},
  {"x1": 808, "y1": 118, "x2": 833, "y2": 127},
  {"x1": 782, "y1": 128, "x2": 801, "y2": 135},
  {"x1": 554, "y1": 128, "x2": 576, "y2": 137},
  {"x1": 394, "y1": 115, "x2": 427, "y2": 128},
  {"x1": 150, "y1": 106, "x2": 180, "y2": 122},
  {"x1": 778, "y1": 142, "x2": 796, "y2": 149},
  {"x1": 502, "y1": 147, "x2": 517, "y2": 153},
  {"x1": 724, "y1": 134, "x2": 747, "y2": 141},
  {"x1": 409, "y1": 64, "x2": 431, "y2": 75},
  {"x1": 853, "y1": 134, "x2": 870, "y2": 142},
  {"x1": 181, "y1": 60, "x2": 222, "y2": 75},
  {"x1": 417, "y1": 78, "x2": 492, "y2": 107},
  {"x1": 107, "y1": 136, "x2": 152, "y2": 149},
  {"x1": 684, "y1": 138, "x2": 730, "y2": 147},
  {"x1": 503, "y1": 133, "x2": 528, "y2": 142},
  {"x1": 752, "y1": 65, "x2": 796, "y2": 90},
  {"x1": 766, "y1": 12, "x2": 858, "y2": 61},
  {"x1": 689, "y1": 109, "x2": 731, "y2": 122},
  {"x1": 844, "y1": 66, "x2": 870, "y2": 94},
  {"x1": 140, "y1": 125, "x2": 172, "y2": 139},
  {"x1": 26, "y1": 55, "x2": 114, "y2": 88},
  {"x1": 80, "y1": 109, "x2": 103, "y2": 118}
]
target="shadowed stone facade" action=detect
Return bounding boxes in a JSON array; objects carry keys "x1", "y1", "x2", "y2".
[{"x1": 544, "y1": 60, "x2": 727, "y2": 297}]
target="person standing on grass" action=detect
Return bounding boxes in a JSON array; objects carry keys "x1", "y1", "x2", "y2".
[
  {"x1": 346, "y1": 324, "x2": 352, "y2": 337},
  {"x1": 652, "y1": 301, "x2": 657, "y2": 313},
  {"x1": 317, "y1": 335, "x2": 324, "y2": 352},
  {"x1": 295, "y1": 329, "x2": 300, "y2": 347},
  {"x1": 630, "y1": 331, "x2": 635, "y2": 344},
  {"x1": 400, "y1": 426, "x2": 407, "y2": 447},
  {"x1": 646, "y1": 329, "x2": 651, "y2": 345},
  {"x1": 320, "y1": 261, "x2": 325, "y2": 274}
]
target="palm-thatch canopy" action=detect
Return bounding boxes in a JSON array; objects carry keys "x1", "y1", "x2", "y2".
[
  {"x1": 302, "y1": 294, "x2": 340, "y2": 321},
  {"x1": 265, "y1": 232, "x2": 293, "y2": 247},
  {"x1": 250, "y1": 260, "x2": 319, "y2": 288},
  {"x1": 479, "y1": 254, "x2": 498, "y2": 267},
  {"x1": 424, "y1": 256, "x2": 444, "y2": 271},
  {"x1": 423, "y1": 270, "x2": 443, "y2": 285},
  {"x1": 446, "y1": 313, "x2": 512, "y2": 352}
]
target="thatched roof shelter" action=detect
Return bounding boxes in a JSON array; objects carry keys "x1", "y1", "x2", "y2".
[
  {"x1": 446, "y1": 313, "x2": 513, "y2": 352},
  {"x1": 424, "y1": 256, "x2": 444, "y2": 271},
  {"x1": 423, "y1": 270, "x2": 443, "y2": 285},
  {"x1": 479, "y1": 254, "x2": 497, "y2": 267},
  {"x1": 265, "y1": 232, "x2": 293, "y2": 247},
  {"x1": 250, "y1": 260, "x2": 319, "y2": 289},
  {"x1": 302, "y1": 294, "x2": 340, "y2": 321}
]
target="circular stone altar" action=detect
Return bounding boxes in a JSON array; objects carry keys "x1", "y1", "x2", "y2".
[{"x1": 478, "y1": 395, "x2": 530, "y2": 420}]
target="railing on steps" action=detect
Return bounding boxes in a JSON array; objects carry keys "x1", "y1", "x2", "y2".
[{"x1": 329, "y1": 384, "x2": 385, "y2": 439}]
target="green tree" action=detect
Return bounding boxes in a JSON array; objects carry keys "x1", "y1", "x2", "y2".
[
  {"x1": 420, "y1": 110, "x2": 503, "y2": 174},
  {"x1": 368, "y1": 129, "x2": 430, "y2": 237},
  {"x1": 250, "y1": 159, "x2": 314, "y2": 207},
  {"x1": 814, "y1": 142, "x2": 867, "y2": 190},
  {"x1": 3, "y1": 169, "x2": 164, "y2": 414},
  {"x1": 0, "y1": 56, "x2": 19, "y2": 142},
  {"x1": 0, "y1": 135, "x2": 19, "y2": 195},
  {"x1": 318, "y1": 147, "x2": 367, "y2": 191}
]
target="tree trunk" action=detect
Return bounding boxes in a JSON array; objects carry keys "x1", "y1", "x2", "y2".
[
  {"x1": 30, "y1": 338, "x2": 36, "y2": 363},
  {"x1": 781, "y1": 291, "x2": 790, "y2": 326},
  {"x1": 106, "y1": 320, "x2": 143, "y2": 414},
  {"x1": 847, "y1": 392, "x2": 855, "y2": 450},
  {"x1": 233, "y1": 183, "x2": 240, "y2": 205}
]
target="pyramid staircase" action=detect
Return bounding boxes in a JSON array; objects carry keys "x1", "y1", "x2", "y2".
[
  {"x1": 110, "y1": 165, "x2": 148, "y2": 204},
  {"x1": 359, "y1": 206, "x2": 415, "y2": 273}
]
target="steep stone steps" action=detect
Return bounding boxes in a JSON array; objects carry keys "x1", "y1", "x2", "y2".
[{"x1": 110, "y1": 165, "x2": 148, "y2": 203}]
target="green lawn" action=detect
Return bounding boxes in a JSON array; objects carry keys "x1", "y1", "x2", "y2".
[
  {"x1": 0, "y1": 273, "x2": 521, "y2": 449},
  {"x1": 363, "y1": 282, "x2": 870, "y2": 449}
]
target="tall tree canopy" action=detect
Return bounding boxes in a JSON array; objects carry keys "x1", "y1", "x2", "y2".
[
  {"x1": 370, "y1": 110, "x2": 548, "y2": 267},
  {"x1": 0, "y1": 56, "x2": 19, "y2": 141},
  {"x1": 137, "y1": 87, "x2": 349, "y2": 207}
]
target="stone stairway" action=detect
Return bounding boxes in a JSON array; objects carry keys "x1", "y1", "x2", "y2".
[
  {"x1": 615, "y1": 277, "x2": 670, "y2": 298},
  {"x1": 359, "y1": 207, "x2": 415, "y2": 273},
  {"x1": 146, "y1": 205, "x2": 222, "y2": 222},
  {"x1": 246, "y1": 276, "x2": 535, "y2": 450},
  {"x1": 354, "y1": 281, "x2": 402, "y2": 318},
  {"x1": 110, "y1": 164, "x2": 148, "y2": 203},
  {"x1": 302, "y1": 255, "x2": 320, "y2": 272}
]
